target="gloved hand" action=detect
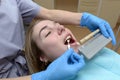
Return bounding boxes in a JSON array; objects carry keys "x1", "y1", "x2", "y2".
[
  {"x1": 80, "y1": 12, "x2": 116, "y2": 45},
  {"x1": 32, "y1": 48, "x2": 85, "y2": 80}
]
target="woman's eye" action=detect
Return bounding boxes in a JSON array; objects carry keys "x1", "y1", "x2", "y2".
[{"x1": 45, "y1": 31, "x2": 51, "y2": 38}]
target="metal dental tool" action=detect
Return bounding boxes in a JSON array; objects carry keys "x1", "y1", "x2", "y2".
[{"x1": 67, "y1": 39, "x2": 70, "y2": 49}]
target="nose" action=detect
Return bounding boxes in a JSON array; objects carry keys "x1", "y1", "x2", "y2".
[{"x1": 56, "y1": 23, "x2": 65, "y2": 35}]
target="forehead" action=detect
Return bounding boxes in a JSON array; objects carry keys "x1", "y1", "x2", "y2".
[{"x1": 33, "y1": 20, "x2": 54, "y2": 31}]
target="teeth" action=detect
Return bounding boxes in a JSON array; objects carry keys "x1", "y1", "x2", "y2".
[{"x1": 65, "y1": 36, "x2": 71, "y2": 42}]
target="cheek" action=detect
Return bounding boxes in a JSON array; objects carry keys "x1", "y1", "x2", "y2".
[
  {"x1": 42, "y1": 34, "x2": 61, "y2": 49},
  {"x1": 44, "y1": 37, "x2": 58, "y2": 48},
  {"x1": 42, "y1": 38, "x2": 67, "y2": 61}
]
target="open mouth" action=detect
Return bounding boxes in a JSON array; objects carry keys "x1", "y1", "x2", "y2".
[{"x1": 64, "y1": 35, "x2": 75, "y2": 45}]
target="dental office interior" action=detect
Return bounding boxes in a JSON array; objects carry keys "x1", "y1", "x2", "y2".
[{"x1": 33, "y1": 0, "x2": 120, "y2": 53}]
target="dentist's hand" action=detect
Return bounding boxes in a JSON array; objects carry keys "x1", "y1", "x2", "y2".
[
  {"x1": 80, "y1": 12, "x2": 116, "y2": 45},
  {"x1": 32, "y1": 48, "x2": 85, "y2": 80}
]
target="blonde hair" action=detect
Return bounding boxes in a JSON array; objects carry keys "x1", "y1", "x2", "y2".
[{"x1": 25, "y1": 18, "x2": 50, "y2": 74}]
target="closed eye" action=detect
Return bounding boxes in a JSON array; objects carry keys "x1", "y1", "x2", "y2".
[{"x1": 45, "y1": 31, "x2": 51, "y2": 38}]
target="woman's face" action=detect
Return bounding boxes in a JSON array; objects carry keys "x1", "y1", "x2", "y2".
[{"x1": 32, "y1": 20, "x2": 80, "y2": 61}]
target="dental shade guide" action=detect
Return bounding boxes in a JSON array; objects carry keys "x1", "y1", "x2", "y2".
[{"x1": 78, "y1": 29, "x2": 111, "y2": 59}]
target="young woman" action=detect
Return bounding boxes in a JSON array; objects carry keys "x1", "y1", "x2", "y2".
[
  {"x1": 25, "y1": 19, "x2": 120, "y2": 80},
  {"x1": 0, "y1": 0, "x2": 116, "y2": 79}
]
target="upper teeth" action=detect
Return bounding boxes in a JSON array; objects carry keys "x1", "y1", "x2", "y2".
[{"x1": 65, "y1": 36, "x2": 71, "y2": 42}]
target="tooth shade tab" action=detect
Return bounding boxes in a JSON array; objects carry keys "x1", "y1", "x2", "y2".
[
  {"x1": 65, "y1": 36, "x2": 71, "y2": 41},
  {"x1": 67, "y1": 39, "x2": 70, "y2": 43},
  {"x1": 67, "y1": 40, "x2": 70, "y2": 49}
]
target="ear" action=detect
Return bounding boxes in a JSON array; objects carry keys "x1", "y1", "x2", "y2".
[{"x1": 39, "y1": 54, "x2": 48, "y2": 62}]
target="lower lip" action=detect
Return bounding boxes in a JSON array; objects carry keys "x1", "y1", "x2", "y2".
[{"x1": 70, "y1": 42, "x2": 80, "y2": 46}]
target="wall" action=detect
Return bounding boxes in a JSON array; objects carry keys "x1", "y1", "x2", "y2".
[
  {"x1": 33, "y1": 0, "x2": 54, "y2": 9},
  {"x1": 34, "y1": 0, "x2": 120, "y2": 28}
]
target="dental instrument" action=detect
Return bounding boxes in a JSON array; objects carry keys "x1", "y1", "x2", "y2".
[
  {"x1": 78, "y1": 29, "x2": 112, "y2": 59},
  {"x1": 67, "y1": 39, "x2": 70, "y2": 49}
]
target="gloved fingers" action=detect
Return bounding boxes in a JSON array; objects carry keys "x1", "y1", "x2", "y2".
[
  {"x1": 74, "y1": 54, "x2": 85, "y2": 65},
  {"x1": 105, "y1": 22, "x2": 116, "y2": 45},
  {"x1": 99, "y1": 22, "x2": 116, "y2": 45},
  {"x1": 68, "y1": 53, "x2": 79, "y2": 64},
  {"x1": 69, "y1": 52, "x2": 85, "y2": 64},
  {"x1": 69, "y1": 54, "x2": 85, "y2": 70},
  {"x1": 87, "y1": 26, "x2": 96, "y2": 32},
  {"x1": 74, "y1": 57, "x2": 85, "y2": 70},
  {"x1": 62, "y1": 48, "x2": 74, "y2": 59},
  {"x1": 99, "y1": 23, "x2": 110, "y2": 38}
]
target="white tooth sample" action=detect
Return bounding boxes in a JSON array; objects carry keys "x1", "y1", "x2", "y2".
[
  {"x1": 67, "y1": 39, "x2": 70, "y2": 49},
  {"x1": 65, "y1": 36, "x2": 71, "y2": 41}
]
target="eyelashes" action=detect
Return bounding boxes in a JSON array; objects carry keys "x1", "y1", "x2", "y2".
[{"x1": 45, "y1": 31, "x2": 51, "y2": 38}]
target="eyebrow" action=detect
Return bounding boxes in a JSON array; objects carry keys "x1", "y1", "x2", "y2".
[{"x1": 39, "y1": 25, "x2": 48, "y2": 38}]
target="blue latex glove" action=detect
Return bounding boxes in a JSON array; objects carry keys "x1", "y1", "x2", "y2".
[
  {"x1": 80, "y1": 12, "x2": 116, "y2": 45},
  {"x1": 32, "y1": 48, "x2": 85, "y2": 80}
]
